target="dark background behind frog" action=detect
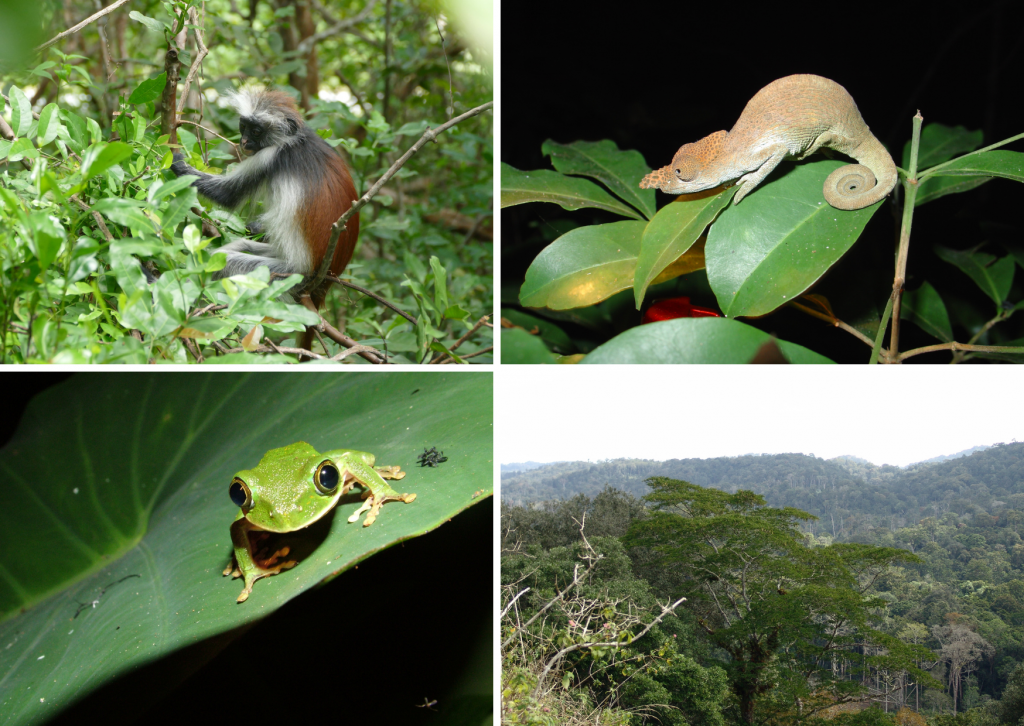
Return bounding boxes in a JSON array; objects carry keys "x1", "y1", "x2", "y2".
[{"x1": 502, "y1": 0, "x2": 1024, "y2": 362}]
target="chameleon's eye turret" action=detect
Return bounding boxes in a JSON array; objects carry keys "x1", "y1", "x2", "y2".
[
  {"x1": 314, "y1": 461, "x2": 340, "y2": 494},
  {"x1": 230, "y1": 478, "x2": 252, "y2": 510},
  {"x1": 673, "y1": 156, "x2": 697, "y2": 182}
]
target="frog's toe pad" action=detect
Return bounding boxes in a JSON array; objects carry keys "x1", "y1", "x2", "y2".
[
  {"x1": 399, "y1": 492, "x2": 416, "y2": 503},
  {"x1": 376, "y1": 465, "x2": 405, "y2": 480}
]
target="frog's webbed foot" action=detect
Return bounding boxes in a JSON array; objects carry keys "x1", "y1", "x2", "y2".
[
  {"x1": 223, "y1": 559, "x2": 241, "y2": 578},
  {"x1": 375, "y1": 465, "x2": 405, "y2": 480},
  {"x1": 348, "y1": 490, "x2": 417, "y2": 527},
  {"x1": 235, "y1": 547, "x2": 298, "y2": 603}
]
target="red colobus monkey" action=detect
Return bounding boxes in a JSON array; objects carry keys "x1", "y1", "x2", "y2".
[{"x1": 171, "y1": 89, "x2": 359, "y2": 308}]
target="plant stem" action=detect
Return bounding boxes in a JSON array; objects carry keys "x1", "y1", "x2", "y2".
[{"x1": 886, "y1": 111, "x2": 924, "y2": 361}]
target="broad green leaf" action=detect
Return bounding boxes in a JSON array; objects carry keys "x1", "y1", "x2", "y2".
[
  {"x1": 35, "y1": 103, "x2": 61, "y2": 147},
  {"x1": 27, "y1": 213, "x2": 65, "y2": 271},
  {"x1": 127, "y1": 72, "x2": 167, "y2": 105},
  {"x1": 634, "y1": 186, "x2": 735, "y2": 308},
  {"x1": 541, "y1": 139, "x2": 656, "y2": 219},
  {"x1": 128, "y1": 10, "x2": 166, "y2": 32},
  {"x1": 7, "y1": 137, "x2": 38, "y2": 162},
  {"x1": 0, "y1": 139, "x2": 9, "y2": 161},
  {"x1": 520, "y1": 220, "x2": 646, "y2": 309},
  {"x1": 0, "y1": 373, "x2": 492, "y2": 725},
  {"x1": 935, "y1": 247, "x2": 1015, "y2": 305},
  {"x1": 705, "y1": 160, "x2": 881, "y2": 318},
  {"x1": 501, "y1": 327, "x2": 557, "y2": 363},
  {"x1": 160, "y1": 186, "x2": 198, "y2": 231},
  {"x1": 500, "y1": 163, "x2": 644, "y2": 220},
  {"x1": 922, "y1": 150, "x2": 1024, "y2": 183},
  {"x1": 430, "y1": 256, "x2": 449, "y2": 320},
  {"x1": 80, "y1": 142, "x2": 133, "y2": 182},
  {"x1": 92, "y1": 197, "x2": 158, "y2": 235},
  {"x1": 8, "y1": 85, "x2": 32, "y2": 137},
  {"x1": 149, "y1": 174, "x2": 198, "y2": 203},
  {"x1": 581, "y1": 317, "x2": 834, "y2": 363},
  {"x1": 501, "y1": 308, "x2": 576, "y2": 354},
  {"x1": 914, "y1": 176, "x2": 991, "y2": 206},
  {"x1": 902, "y1": 123, "x2": 983, "y2": 168},
  {"x1": 901, "y1": 281, "x2": 953, "y2": 342}
]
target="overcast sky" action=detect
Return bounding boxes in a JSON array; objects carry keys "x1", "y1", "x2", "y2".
[{"x1": 497, "y1": 367, "x2": 1024, "y2": 467}]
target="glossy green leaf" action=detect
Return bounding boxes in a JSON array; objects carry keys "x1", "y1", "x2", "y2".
[
  {"x1": 922, "y1": 150, "x2": 1024, "y2": 183},
  {"x1": 705, "y1": 160, "x2": 881, "y2": 318},
  {"x1": 520, "y1": 220, "x2": 646, "y2": 310},
  {"x1": 127, "y1": 72, "x2": 167, "y2": 105},
  {"x1": 581, "y1": 317, "x2": 835, "y2": 364},
  {"x1": 0, "y1": 373, "x2": 492, "y2": 725},
  {"x1": 35, "y1": 103, "x2": 61, "y2": 147},
  {"x1": 80, "y1": 142, "x2": 134, "y2": 182},
  {"x1": 501, "y1": 308, "x2": 575, "y2": 354},
  {"x1": 501, "y1": 327, "x2": 557, "y2": 363},
  {"x1": 914, "y1": 176, "x2": 991, "y2": 206},
  {"x1": 92, "y1": 197, "x2": 158, "y2": 236},
  {"x1": 8, "y1": 85, "x2": 32, "y2": 137},
  {"x1": 935, "y1": 247, "x2": 1015, "y2": 305},
  {"x1": 128, "y1": 10, "x2": 166, "y2": 32},
  {"x1": 541, "y1": 139, "x2": 656, "y2": 219},
  {"x1": 902, "y1": 123, "x2": 983, "y2": 168},
  {"x1": 901, "y1": 281, "x2": 953, "y2": 342},
  {"x1": 500, "y1": 163, "x2": 643, "y2": 220},
  {"x1": 634, "y1": 187, "x2": 735, "y2": 308}
]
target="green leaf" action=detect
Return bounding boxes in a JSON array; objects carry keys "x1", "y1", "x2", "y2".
[
  {"x1": 149, "y1": 174, "x2": 199, "y2": 203},
  {"x1": 0, "y1": 373, "x2": 491, "y2": 725},
  {"x1": 128, "y1": 10, "x2": 166, "y2": 32},
  {"x1": 500, "y1": 163, "x2": 644, "y2": 220},
  {"x1": 913, "y1": 176, "x2": 991, "y2": 207},
  {"x1": 541, "y1": 139, "x2": 656, "y2": 219},
  {"x1": 901, "y1": 281, "x2": 953, "y2": 342},
  {"x1": 520, "y1": 220, "x2": 646, "y2": 310},
  {"x1": 922, "y1": 150, "x2": 1024, "y2": 183},
  {"x1": 35, "y1": 103, "x2": 61, "y2": 147},
  {"x1": 934, "y1": 247, "x2": 1015, "y2": 305},
  {"x1": 501, "y1": 327, "x2": 557, "y2": 363},
  {"x1": 7, "y1": 137, "x2": 38, "y2": 162},
  {"x1": 81, "y1": 142, "x2": 134, "y2": 182},
  {"x1": 501, "y1": 308, "x2": 575, "y2": 354},
  {"x1": 127, "y1": 72, "x2": 167, "y2": 105},
  {"x1": 92, "y1": 197, "x2": 158, "y2": 235},
  {"x1": 27, "y1": 212, "x2": 66, "y2": 271},
  {"x1": 634, "y1": 187, "x2": 735, "y2": 308},
  {"x1": 8, "y1": 85, "x2": 32, "y2": 137},
  {"x1": 705, "y1": 160, "x2": 881, "y2": 318},
  {"x1": 430, "y1": 256, "x2": 449, "y2": 321},
  {"x1": 902, "y1": 123, "x2": 983, "y2": 168},
  {"x1": 581, "y1": 317, "x2": 835, "y2": 364}
]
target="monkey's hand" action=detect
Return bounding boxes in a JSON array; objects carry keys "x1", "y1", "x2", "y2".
[{"x1": 170, "y1": 151, "x2": 192, "y2": 178}]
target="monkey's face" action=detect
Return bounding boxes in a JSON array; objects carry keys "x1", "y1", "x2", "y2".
[{"x1": 238, "y1": 117, "x2": 267, "y2": 154}]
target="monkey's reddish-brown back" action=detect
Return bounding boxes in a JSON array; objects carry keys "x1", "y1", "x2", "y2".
[{"x1": 303, "y1": 151, "x2": 359, "y2": 307}]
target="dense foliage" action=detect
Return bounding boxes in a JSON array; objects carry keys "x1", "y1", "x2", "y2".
[
  {"x1": 502, "y1": 444, "x2": 1024, "y2": 724},
  {"x1": 1, "y1": 0, "x2": 492, "y2": 363}
]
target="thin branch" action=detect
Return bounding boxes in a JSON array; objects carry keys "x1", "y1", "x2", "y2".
[
  {"x1": 35, "y1": 0, "x2": 134, "y2": 53},
  {"x1": 297, "y1": 0, "x2": 378, "y2": 56},
  {"x1": 327, "y1": 275, "x2": 417, "y2": 324},
  {"x1": 501, "y1": 587, "x2": 531, "y2": 619},
  {"x1": 897, "y1": 341, "x2": 1024, "y2": 362},
  {"x1": 177, "y1": 7, "x2": 210, "y2": 113}
]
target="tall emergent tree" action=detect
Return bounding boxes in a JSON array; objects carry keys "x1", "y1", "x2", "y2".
[{"x1": 623, "y1": 477, "x2": 937, "y2": 724}]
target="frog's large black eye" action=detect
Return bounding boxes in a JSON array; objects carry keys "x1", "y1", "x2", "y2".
[
  {"x1": 315, "y1": 461, "x2": 340, "y2": 494},
  {"x1": 229, "y1": 478, "x2": 252, "y2": 510}
]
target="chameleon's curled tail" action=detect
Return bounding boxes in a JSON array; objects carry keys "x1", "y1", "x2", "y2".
[{"x1": 822, "y1": 134, "x2": 898, "y2": 210}]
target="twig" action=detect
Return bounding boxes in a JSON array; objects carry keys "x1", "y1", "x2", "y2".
[
  {"x1": 888, "y1": 111, "x2": 924, "y2": 360},
  {"x1": 897, "y1": 342, "x2": 1024, "y2": 362},
  {"x1": 177, "y1": 7, "x2": 209, "y2": 113},
  {"x1": 35, "y1": 0, "x2": 133, "y2": 53},
  {"x1": 501, "y1": 587, "x2": 531, "y2": 619},
  {"x1": 326, "y1": 275, "x2": 417, "y2": 324},
  {"x1": 532, "y1": 596, "x2": 688, "y2": 698},
  {"x1": 297, "y1": 0, "x2": 378, "y2": 56},
  {"x1": 319, "y1": 319, "x2": 386, "y2": 364}
]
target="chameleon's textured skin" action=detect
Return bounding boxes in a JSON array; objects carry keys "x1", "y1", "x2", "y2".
[{"x1": 639, "y1": 75, "x2": 897, "y2": 210}]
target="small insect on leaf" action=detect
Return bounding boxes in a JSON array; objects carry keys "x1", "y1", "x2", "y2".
[{"x1": 417, "y1": 446, "x2": 448, "y2": 467}]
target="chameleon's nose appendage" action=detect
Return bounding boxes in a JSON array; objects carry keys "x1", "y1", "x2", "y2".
[{"x1": 639, "y1": 166, "x2": 675, "y2": 191}]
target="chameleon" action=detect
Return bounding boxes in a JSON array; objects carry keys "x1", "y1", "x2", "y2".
[{"x1": 639, "y1": 74, "x2": 898, "y2": 211}]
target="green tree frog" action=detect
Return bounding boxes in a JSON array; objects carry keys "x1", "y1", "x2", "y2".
[{"x1": 224, "y1": 442, "x2": 416, "y2": 602}]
